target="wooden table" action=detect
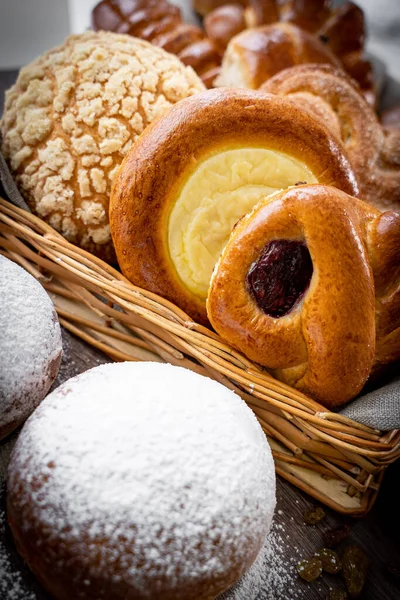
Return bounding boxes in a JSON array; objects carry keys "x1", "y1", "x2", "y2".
[{"x1": 1, "y1": 70, "x2": 399, "y2": 600}]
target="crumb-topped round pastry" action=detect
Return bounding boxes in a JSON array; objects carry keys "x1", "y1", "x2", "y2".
[
  {"x1": 110, "y1": 87, "x2": 358, "y2": 323},
  {"x1": 0, "y1": 31, "x2": 205, "y2": 261},
  {"x1": 0, "y1": 255, "x2": 62, "y2": 440},
  {"x1": 7, "y1": 362, "x2": 276, "y2": 600}
]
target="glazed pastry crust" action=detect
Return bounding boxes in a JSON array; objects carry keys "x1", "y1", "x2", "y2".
[
  {"x1": 204, "y1": 0, "x2": 375, "y2": 104},
  {"x1": 207, "y1": 185, "x2": 400, "y2": 408},
  {"x1": 215, "y1": 23, "x2": 341, "y2": 89},
  {"x1": 262, "y1": 64, "x2": 400, "y2": 212},
  {"x1": 110, "y1": 88, "x2": 358, "y2": 324}
]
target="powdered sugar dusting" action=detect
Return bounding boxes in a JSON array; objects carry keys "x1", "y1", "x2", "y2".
[
  {"x1": 0, "y1": 255, "x2": 62, "y2": 439},
  {"x1": 0, "y1": 484, "x2": 36, "y2": 600},
  {"x1": 219, "y1": 537, "x2": 266, "y2": 600},
  {"x1": 0, "y1": 499, "x2": 299, "y2": 599},
  {"x1": 8, "y1": 362, "x2": 276, "y2": 599},
  {"x1": 258, "y1": 524, "x2": 301, "y2": 599}
]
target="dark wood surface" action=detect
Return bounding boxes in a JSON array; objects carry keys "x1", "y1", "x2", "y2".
[{"x1": 1, "y1": 71, "x2": 400, "y2": 600}]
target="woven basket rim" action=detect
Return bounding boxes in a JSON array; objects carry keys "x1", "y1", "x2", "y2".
[{"x1": 1, "y1": 195, "x2": 399, "y2": 514}]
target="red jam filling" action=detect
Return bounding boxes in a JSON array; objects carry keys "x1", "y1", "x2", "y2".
[{"x1": 246, "y1": 240, "x2": 313, "y2": 317}]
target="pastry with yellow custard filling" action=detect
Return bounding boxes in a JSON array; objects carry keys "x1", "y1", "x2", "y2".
[{"x1": 110, "y1": 88, "x2": 358, "y2": 324}]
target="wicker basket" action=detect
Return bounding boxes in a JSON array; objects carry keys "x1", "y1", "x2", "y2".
[{"x1": 1, "y1": 196, "x2": 399, "y2": 515}]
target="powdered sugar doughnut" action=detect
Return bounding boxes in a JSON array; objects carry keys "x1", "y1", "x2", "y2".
[
  {"x1": 0, "y1": 255, "x2": 62, "y2": 441},
  {"x1": 7, "y1": 362, "x2": 276, "y2": 600}
]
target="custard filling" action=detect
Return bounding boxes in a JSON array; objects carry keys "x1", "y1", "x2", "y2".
[{"x1": 168, "y1": 148, "x2": 317, "y2": 298}]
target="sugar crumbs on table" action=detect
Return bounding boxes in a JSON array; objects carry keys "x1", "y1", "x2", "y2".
[
  {"x1": 0, "y1": 504, "x2": 36, "y2": 600},
  {"x1": 303, "y1": 506, "x2": 326, "y2": 525},
  {"x1": 256, "y1": 523, "x2": 301, "y2": 599},
  {"x1": 323, "y1": 524, "x2": 351, "y2": 547}
]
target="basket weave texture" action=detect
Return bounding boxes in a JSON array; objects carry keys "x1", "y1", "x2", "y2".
[{"x1": 1, "y1": 196, "x2": 399, "y2": 515}]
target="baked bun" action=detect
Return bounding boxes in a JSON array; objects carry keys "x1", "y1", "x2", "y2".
[
  {"x1": 92, "y1": 0, "x2": 221, "y2": 87},
  {"x1": 207, "y1": 185, "x2": 400, "y2": 408},
  {"x1": 0, "y1": 255, "x2": 62, "y2": 440},
  {"x1": 7, "y1": 362, "x2": 276, "y2": 600},
  {"x1": 204, "y1": 0, "x2": 375, "y2": 104},
  {"x1": 0, "y1": 31, "x2": 204, "y2": 261},
  {"x1": 204, "y1": 4, "x2": 247, "y2": 53},
  {"x1": 110, "y1": 88, "x2": 358, "y2": 324},
  {"x1": 215, "y1": 23, "x2": 341, "y2": 89},
  {"x1": 262, "y1": 64, "x2": 400, "y2": 212}
]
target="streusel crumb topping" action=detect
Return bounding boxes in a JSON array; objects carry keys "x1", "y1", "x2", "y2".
[{"x1": 1, "y1": 31, "x2": 204, "y2": 260}]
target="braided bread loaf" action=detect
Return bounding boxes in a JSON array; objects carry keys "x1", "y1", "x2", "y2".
[
  {"x1": 262, "y1": 64, "x2": 400, "y2": 212},
  {"x1": 204, "y1": 0, "x2": 375, "y2": 104},
  {"x1": 92, "y1": 0, "x2": 221, "y2": 87},
  {"x1": 207, "y1": 185, "x2": 400, "y2": 408}
]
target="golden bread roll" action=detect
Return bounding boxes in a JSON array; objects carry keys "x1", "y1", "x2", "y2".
[
  {"x1": 207, "y1": 185, "x2": 400, "y2": 408},
  {"x1": 0, "y1": 31, "x2": 205, "y2": 261},
  {"x1": 92, "y1": 0, "x2": 222, "y2": 87},
  {"x1": 215, "y1": 23, "x2": 340, "y2": 89},
  {"x1": 110, "y1": 88, "x2": 358, "y2": 324},
  {"x1": 205, "y1": 0, "x2": 375, "y2": 104},
  {"x1": 204, "y1": 4, "x2": 247, "y2": 53},
  {"x1": 262, "y1": 64, "x2": 400, "y2": 212}
]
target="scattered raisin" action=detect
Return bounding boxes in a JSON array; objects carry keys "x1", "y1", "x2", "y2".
[
  {"x1": 328, "y1": 589, "x2": 348, "y2": 600},
  {"x1": 323, "y1": 524, "x2": 351, "y2": 547},
  {"x1": 316, "y1": 548, "x2": 342, "y2": 574},
  {"x1": 297, "y1": 557, "x2": 323, "y2": 582},
  {"x1": 304, "y1": 506, "x2": 326, "y2": 525},
  {"x1": 342, "y1": 545, "x2": 368, "y2": 597}
]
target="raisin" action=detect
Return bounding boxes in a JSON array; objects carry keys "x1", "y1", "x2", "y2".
[
  {"x1": 304, "y1": 506, "x2": 326, "y2": 525},
  {"x1": 323, "y1": 524, "x2": 351, "y2": 547},
  {"x1": 316, "y1": 548, "x2": 342, "y2": 574},
  {"x1": 297, "y1": 557, "x2": 323, "y2": 582},
  {"x1": 247, "y1": 240, "x2": 313, "y2": 318},
  {"x1": 342, "y1": 544, "x2": 368, "y2": 597},
  {"x1": 328, "y1": 589, "x2": 348, "y2": 600}
]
